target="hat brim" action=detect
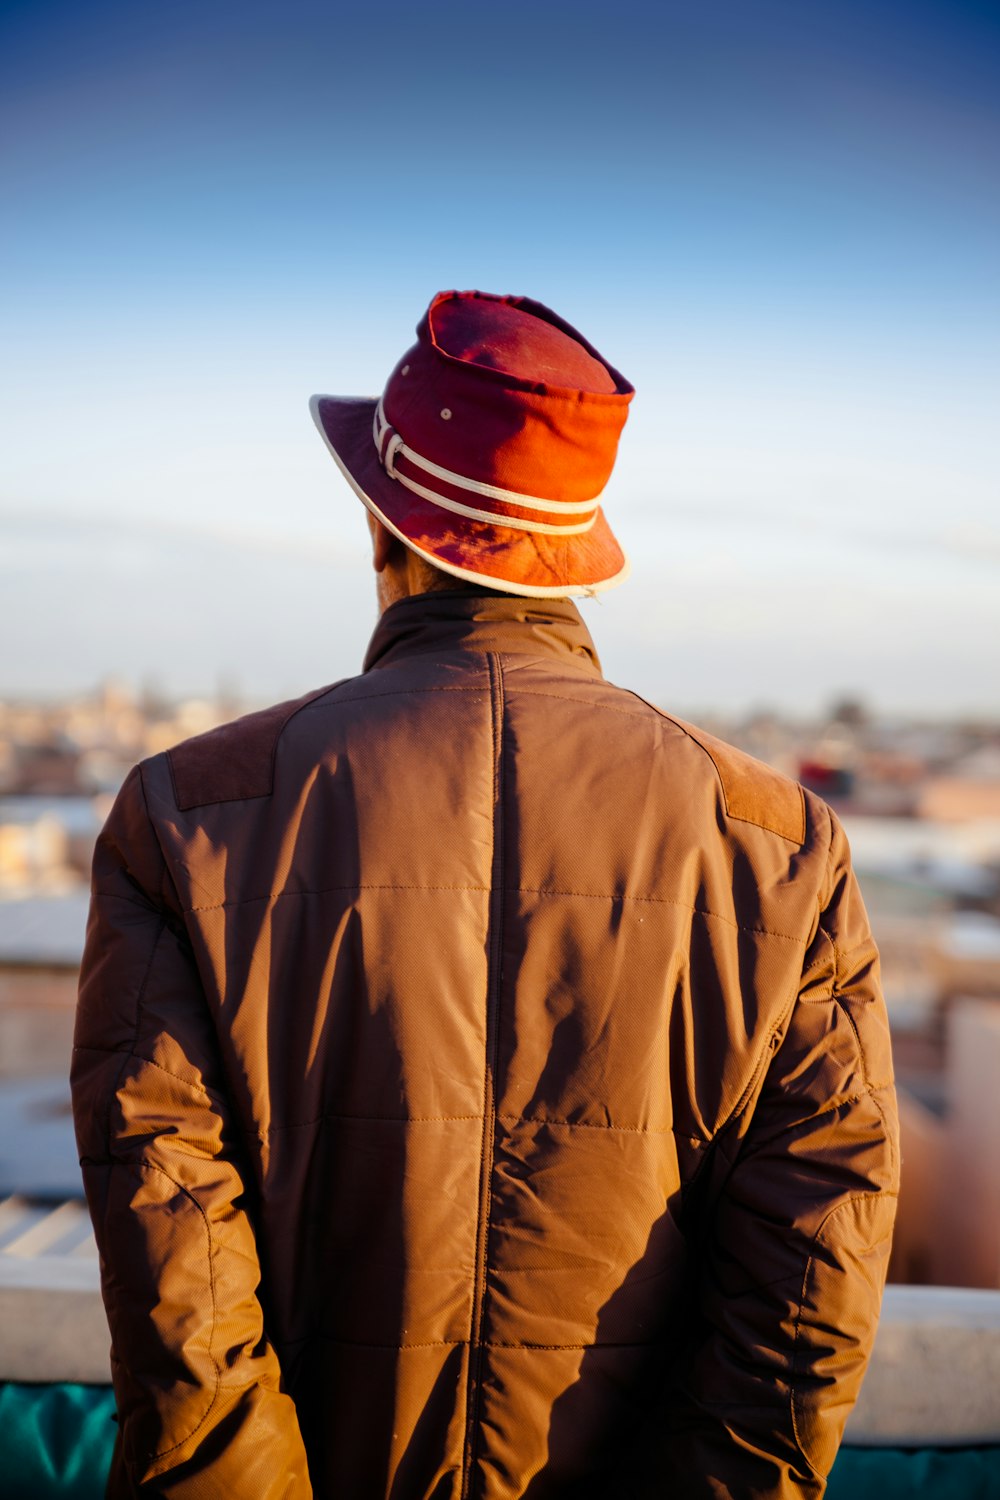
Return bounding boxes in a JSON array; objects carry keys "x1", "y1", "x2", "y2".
[{"x1": 310, "y1": 395, "x2": 629, "y2": 598}]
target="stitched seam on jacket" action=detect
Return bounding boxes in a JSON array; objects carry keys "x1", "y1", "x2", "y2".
[
  {"x1": 100, "y1": 775, "x2": 235, "y2": 1469},
  {"x1": 77, "y1": 1045, "x2": 227, "y2": 1108},
  {"x1": 133, "y1": 1161, "x2": 222, "y2": 1463},
  {"x1": 514, "y1": 887, "x2": 807, "y2": 943},
  {"x1": 834, "y1": 990, "x2": 899, "y2": 1184},
  {"x1": 827, "y1": 930, "x2": 879, "y2": 968},
  {"x1": 659, "y1": 702, "x2": 803, "y2": 840},
  {"x1": 873, "y1": 1082, "x2": 899, "y2": 1185},
  {"x1": 865, "y1": 1083, "x2": 899, "y2": 1189},
  {"x1": 167, "y1": 682, "x2": 338, "y2": 811},
  {"x1": 716, "y1": 986, "x2": 800, "y2": 1145},
  {"x1": 304, "y1": 684, "x2": 488, "y2": 707},
  {"x1": 731, "y1": 1086, "x2": 884, "y2": 1159},
  {"x1": 296, "y1": 1336, "x2": 659, "y2": 1351},
  {"x1": 235, "y1": 1110, "x2": 704, "y2": 1139},
  {"x1": 503, "y1": 688, "x2": 656, "y2": 720},
  {"x1": 834, "y1": 952, "x2": 898, "y2": 1176},
  {"x1": 184, "y1": 884, "x2": 808, "y2": 943},
  {"x1": 486, "y1": 1338, "x2": 674, "y2": 1349},
  {"x1": 137, "y1": 761, "x2": 195, "y2": 921},
  {"x1": 105, "y1": 920, "x2": 166, "y2": 1159},
  {"x1": 462, "y1": 650, "x2": 505, "y2": 1500},
  {"x1": 832, "y1": 995, "x2": 869, "y2": 1089},
  {"x1": 790, "y1": 1190, "x2": 898, "y2": 1477},
  {"x1": 695, "y1": 804, "x2": 836, "y2": 1184},
  {"x1": 497, "y1": 1113, "x2": 700, "y2": 1139},
  {"x1": 254, "y1": 1111, "x2": 485, "y2": 1135},
  {"x1": 620, "y1": 696, "x2": 809, "y2": 842},
  {"x1": 817, "y1": 800, "x2": 837, "y2": 913},
  {"x1": 185, "y1": 882, "x2": 491, "y2": 914}
]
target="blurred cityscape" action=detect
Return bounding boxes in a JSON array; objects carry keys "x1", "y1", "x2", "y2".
[{"x1": 1, "y1": 680, "x2": 999, "y2": 1286}]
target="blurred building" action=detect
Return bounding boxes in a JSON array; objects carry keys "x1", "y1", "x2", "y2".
[{"x1": 892, "y1": 1000, "x2": 1000, "y2": 1289}]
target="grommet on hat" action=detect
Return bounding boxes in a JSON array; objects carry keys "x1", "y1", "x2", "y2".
[{"x1": 310, "y1": 290, "x2": 634, "y2": 597}]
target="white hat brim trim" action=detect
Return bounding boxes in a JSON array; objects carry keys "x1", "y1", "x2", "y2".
[{"x1": 309, "y1": 395, "x2": 630, "y2": 599}]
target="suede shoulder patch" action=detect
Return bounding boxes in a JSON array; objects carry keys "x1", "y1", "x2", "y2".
[
  {"x1": 671, "y1": 716, "x2": 806, "y2": 844},
  {"x1": 167, "y1": 684, "x2": 337, "y2": 810}
]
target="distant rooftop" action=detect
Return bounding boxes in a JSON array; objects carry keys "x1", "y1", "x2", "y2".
[
  {"x1": 0, "y1": 1078, "x2": 84, "y2": 1199},
  {"x1": 0, "y1": 797, "x2": 102, "y2": 836},
  {"x1": 0, "y1": 892, "x2": 89, "y2": 967}
]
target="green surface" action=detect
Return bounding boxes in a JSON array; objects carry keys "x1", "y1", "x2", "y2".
[
  {"x1": 1, "y1": 1383, "x2": 115, "y2": 1500},
  {"x1": 3, "y1": 1382, "x2": 1000, "y2": 1497},
  {"x1": 829, "y1": 1444, "x2": 1000, "y2": 1499}
]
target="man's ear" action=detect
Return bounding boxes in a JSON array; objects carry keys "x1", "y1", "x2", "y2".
[{"x1": 368, "y1": 512, "x2": 394, "y2": 574}]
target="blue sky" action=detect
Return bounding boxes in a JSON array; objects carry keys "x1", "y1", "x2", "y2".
[{"x1": 2, "y1": 0, "x2": 998, "y2": 713}]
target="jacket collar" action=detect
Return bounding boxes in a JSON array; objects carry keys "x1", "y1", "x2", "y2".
[{"x1": 362, "y1": 589, "x2": 604, "y2": 679}]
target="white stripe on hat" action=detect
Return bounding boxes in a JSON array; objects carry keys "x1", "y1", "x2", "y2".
[{"x1": 373, "y1": 400, "x2": 601, "y2": 534}]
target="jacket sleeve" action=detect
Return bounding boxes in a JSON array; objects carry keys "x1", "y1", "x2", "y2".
[
  {"x1": 669, "y1": 808, "x2": 900, "y2": 1499},
  {"x1": 71, "y1": 766, "x2": 312, "y2": 1499}
]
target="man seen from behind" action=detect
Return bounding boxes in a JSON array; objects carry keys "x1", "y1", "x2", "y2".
[{"x1": 72, "y1": 289, "x2": 899, "y2": 1499}]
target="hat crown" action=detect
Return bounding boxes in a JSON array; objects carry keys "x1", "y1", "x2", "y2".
[
  {"x1": 382, "y1": 291, "x2": 634, "y2": 507},
  {"x1": 430, "y1": 293, "x2": 619, "y2": 395}
]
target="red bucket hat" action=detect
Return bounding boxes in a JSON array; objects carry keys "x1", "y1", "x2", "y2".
[{"x1": 310, "y1": 290, "x2": 634, "y2": 597}]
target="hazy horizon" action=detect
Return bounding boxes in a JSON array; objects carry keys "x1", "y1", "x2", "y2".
[{"x1": 4, "y1": 508, "x2": 997, "y2": 721}]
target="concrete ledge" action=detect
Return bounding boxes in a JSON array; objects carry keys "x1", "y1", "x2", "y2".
[
  {"x1": 0, "y1": 1195, "x2": 110, "y2": 1384},
  {"x1": 845, "y1": 1284, "x2": 1000, "y2": 1446},
  {"x1": 2, "y1": 1219, "x2": 1000, "y2": 1443},
  {"x1": 0, "y1": 1255, "x2": 109, "y2": 1383}
]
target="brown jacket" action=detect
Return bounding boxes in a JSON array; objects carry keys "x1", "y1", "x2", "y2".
[{"x1": 72, "y1": 591, "x2": 899, "y2": 1500}]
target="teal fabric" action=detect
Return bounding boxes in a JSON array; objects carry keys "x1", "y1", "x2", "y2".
[
  {"x1": 829, "y1": 1444, "x2": 1000, "y2": 1499},
  {"x1": 3, "y1": 1383, "x2": 1000, "y2": 1498},
  {"x1": 1, "y1": 1383, "x2": 116, "y2": 1499}
]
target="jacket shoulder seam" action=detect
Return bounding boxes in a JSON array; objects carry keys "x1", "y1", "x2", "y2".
[
  {"x1": 625, "y1": 696, "x2": 807, "y2": 844},
  {"x1": 166, "y1": 682, "x2": 342, "y2": 810},
  {"x1": 670, "y1": 718, "x2": 806, "y2": 844}
]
